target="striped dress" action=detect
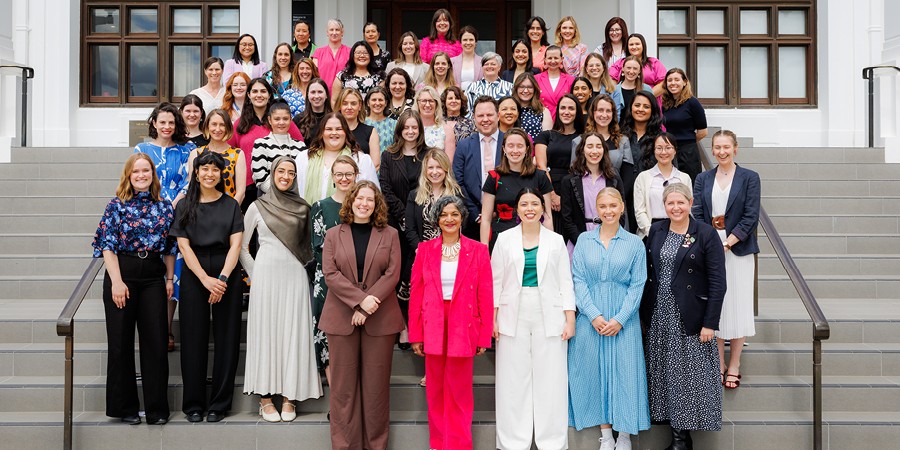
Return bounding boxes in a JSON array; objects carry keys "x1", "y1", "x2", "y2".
[
  {"x1": 568, "y1": 226, "x2": 651, "y2": 435},
  {"x1": 250, "y1": 133, "x2": 307, "y2": 194}
]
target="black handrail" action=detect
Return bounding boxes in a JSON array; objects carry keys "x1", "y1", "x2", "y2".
[
  {"x1": 0, "y1": 64, "x2": 35, "y2": 147},
  {"x1": 56, "y1": 257, "x2": 104, "y2": 450},
  {"x1": 862, "y1": 65, "x2": 900, "y2": 148},
  {"x1": 698, "y1": 138, "x2": 829, "y2": 450}
]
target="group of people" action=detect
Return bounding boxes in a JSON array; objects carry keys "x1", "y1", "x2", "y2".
[{"x1": 90, "y1": 10, "x2": 761, "y2": 450}]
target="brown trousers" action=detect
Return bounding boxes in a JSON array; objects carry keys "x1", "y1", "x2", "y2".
[{"x1": 326, "y1": 328, "x2": 397, "y2": 450}]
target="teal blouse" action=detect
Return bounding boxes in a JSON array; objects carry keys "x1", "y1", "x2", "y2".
[{"x1": 523, "y1": 246, "x2": 539, "y2": 287}]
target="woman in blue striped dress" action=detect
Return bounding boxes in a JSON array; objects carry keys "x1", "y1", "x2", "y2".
[{"x1": 568, "y1": 187, "x2": 649, "y2": 450}]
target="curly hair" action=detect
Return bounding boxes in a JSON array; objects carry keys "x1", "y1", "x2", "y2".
[
  {"x1": 147, "y1": 102, "x2": 188, "y2": 144},
  {"x1": 339, "y1": 180, "x2": 388, "y2": 228},
  {"x1": 428, "y1": 195, "x2": 469, "y2": 228}
]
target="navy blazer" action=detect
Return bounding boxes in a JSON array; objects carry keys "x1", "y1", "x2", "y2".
[
  {"x1": 640, "y1": 218, "x2": 726, "y2": 336},
  {"x1": 452, "y1": 131, "x2": 504, "y2": 224},
  {"x1": 691, "y1": 165, "x2": 761, "y2": 256}
]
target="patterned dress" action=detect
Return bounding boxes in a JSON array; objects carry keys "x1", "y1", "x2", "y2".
[
  {"x1": 365, "y1": 117, "x2": 397, "y2": 151},
  {"x1": 423, "y1": 123, "x2": 446, "y2": 150},
  {"x1": 645, "y1": 231, "x2": 722, "y2": 431},
  {"x1": 568, "y1": 226, "x2": 650, "y2": 434},
  {"x1": 281, "y1": 88, "x2": 307, "y2": 117},
  {"x1": 310, "y1": 196, "x2": 342, "y2": 371},
  {"x1": 518, "y1": 107, "x2": 545, "y2": 141},
  {"x1": 561, "y1": 43, "x2": 588, "y2": 76},
  {"x1": 337, "y1": 71, "x2": 384, "y2": 99},
  {"x1": 447, "y1": 116, "x2": 476, "y2": 142}
]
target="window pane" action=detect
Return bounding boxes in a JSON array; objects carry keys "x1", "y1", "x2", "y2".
[
  {"x1": 173, "y1": 45, "x2": 201, "y2": 97},
  {"x1": 778, "y1": 10, "x2": 807, "y2": 35},
  {"x1": 697, "y1": 10, "x2": 725, "y2": 35},
  {"x1": 173, "y1": 8, "x2": 201, "y2": 34},
  {"x1": 697, "y1": 46, "x2": 725, "y2": 99},
  {"x1": 91, "y1": 7, "x2": 120, "y2": 33},
  {"x1": 130, "y1": 8, "x2": 157, "y2": 33},
  {"x1": 740, "y1": 47, "x2": 768, "y2": 98},
  {"x1": 211, "y1": 8, "x2": 240, "y2": 34},
  {"x1": 659, "y1": 9, "x2": 687, "y2": 35},
  {"x1": 400, "y1": 11, "x2": 432, "y2": 43},
  {"x1": 778, "y1": 46, "x2": 807, "y2": 98},
  {"x1": 459, "y1": 11, "x2": 497, "y2": 55},
  {"x1": 740, "y1": 10, "x2": 768, "y2": 35},
  {"x1": 659, "y1": 46, "x2": 687, "y2": 74},
  {"x1": 91, "y1": 45, "x2": 119, "y2": 97},
  {"x1": 212, "y1": 45, "x2": 232, "y2": 62},
  {"x1": 130, "y1": 46, "x2": 158, "y2": 97}
]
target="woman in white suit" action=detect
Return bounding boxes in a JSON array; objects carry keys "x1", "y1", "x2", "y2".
[{"x1": 492, "y1": 187, "x2": 576, "y2": 450}]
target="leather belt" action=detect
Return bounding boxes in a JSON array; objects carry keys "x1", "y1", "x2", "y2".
[
  {"x1": 119, "y1": 250, "x2": 162, "y2": 259},
  {"x1": 712, "y1": 215, "x2": 726, "y2": 230}
]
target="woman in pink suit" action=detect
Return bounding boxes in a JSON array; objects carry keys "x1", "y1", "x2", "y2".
[
  {"x1": 409, "y1": 195, "x2": 494, "y2": 450},
  {"x1": 535, "y1": 46, "x2": 574, "y2": 122}
]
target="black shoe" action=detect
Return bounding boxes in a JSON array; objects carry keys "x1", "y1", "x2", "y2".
[
  {"x1": 665, "y1": 427, "x2": 693, "y2": 450},
  {"x1": 186, "y1": 412, "x2": 203, "y2": 423},
  {"x1": 121, "y1": 415, "x2": 141, "y2": 425},
  {"x1": 397, "y1": 342, "x2": 411, "y2": 351},
  {"x1": 147, "y1": 416, "x2": 168, "y2": 425},
  {"x1": 206, "y1": 411, "x2": 224, "y2": 422}
]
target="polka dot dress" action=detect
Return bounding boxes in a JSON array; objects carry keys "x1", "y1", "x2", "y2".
[
  {"x1": 645, "y1": 231, "x2": 722, "y2": 431},
  {"x1": 518, "y1": 107, "x2": 544, "y2": 141}
]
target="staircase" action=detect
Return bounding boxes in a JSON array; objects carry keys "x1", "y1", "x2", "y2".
[{"x1": 0, "y1": 145, "x2": 898, "y2": 449}]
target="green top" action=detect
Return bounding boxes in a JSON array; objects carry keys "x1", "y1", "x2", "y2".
[{"x1": 522, "y1": 245, "x2": 539, "y2": 287}]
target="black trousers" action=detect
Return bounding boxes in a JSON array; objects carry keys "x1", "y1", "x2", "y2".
[
  {"x1": 676, "y1": 140, "x2": 702, "y2": 183},
  {"x1": 178, "y1": 248, "x2": 243, "y2": 414},
  {"x1": 102, "y1": 254, "x2": 170, "y2": 421}
]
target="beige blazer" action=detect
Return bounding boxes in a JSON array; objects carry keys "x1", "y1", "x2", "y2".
[{"x1": 491, "y1": 225, "x2": 576, "y2": 338}]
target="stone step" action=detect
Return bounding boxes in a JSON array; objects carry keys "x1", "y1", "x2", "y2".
[
  {"x1": 0, "y1": 234, "x2": 93, "y2": 256},
  {"x1": 0, "y1": 179, "x2": 118, "y2": 197},
  {"x1": 0, "y1": 196, "x2": 111, "y2": 214},
  {"x1": 757, "y1": 233, "x2": 900, "y2": 255},
  {"x1": 744, "y1": 162, "x2": 900, "y2": 180},
  {"x1": 761, "y1": 179, "x2": 900, "y2": 197},
  {"x1": 760, "y1": 196, "x2": 900, "y2": 215},
  {"x1": 764, "y1": 214, "x2": 900, "y2": 234},
  {"x1": 736, "y1": 147, "x2": 885, "y2": 164},
  {"x1": 757, "y1": 274, "x2": 900, "y2": 299},
  {"x1": 0, "y1": 215, "x2": 103, "y2": 235},
  {"x1": 10, "y1": 147, "x2": 133, "y2": 164},
  {"x1": 0, "y1": 255, "x2": 96, "y2": 277},
  {"x1": 0, "y1": 163, "x2": 125, "y2": 180},
  {"x1": 758, "y1": 254, "x2": 900, "y2": 276}
]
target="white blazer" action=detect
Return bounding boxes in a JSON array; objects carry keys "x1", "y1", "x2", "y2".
[
  {"x1": 633, "y1": 165, "x2": 692, "y2": 238},
  {"x1": 491, "y1": 225, "x2": 576, "y2": 338}
]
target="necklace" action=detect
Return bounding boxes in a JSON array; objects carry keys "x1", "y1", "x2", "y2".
[{"x1": 441, "y1": 240, "x2": 461, "y2": 259}]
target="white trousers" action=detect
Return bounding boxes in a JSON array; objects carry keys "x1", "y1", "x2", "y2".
[{"x1": 495, "y1": 287, "x2": 569, "y2": 450}]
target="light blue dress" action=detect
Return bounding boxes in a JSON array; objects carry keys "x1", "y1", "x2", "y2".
[{"x1": 568, "y1": 225, "x2": 650, "y2": 435}]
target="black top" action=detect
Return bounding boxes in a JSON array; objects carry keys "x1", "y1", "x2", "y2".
[
  {"x1": 378, "y1": 149, "x2": 426, "y2": 229},
  {"x1": 188, "y1": 134, "x2": 209, "y2": 148},
  {"x1": 500, "y1": 68, "x2": 541, "y2": 84},
  {"x1": 351, "y1": 122, "x2": 375, "y2": 156},
  {"x1": 294, "y1": 110, "x2": 326, "y2": 143},
  {"x1": 372, "y1": 48, "x2": 392, "y2": 73},
  {"x1": 534, "y1": 130, "x2": 578, "y2": 191},
  {"x1": 663, "y1": 96, "x2": 708, "y2": 143},
  {"x1": 170, "y1": 194, "x2": 243, "y2": 250},
  {"x1": 482, "y1": 169, "x2": 553, "y2": 238},
  {"x1": 292, "y1": 43, "x2": 315, "y2": 61},
  {"x1": 350, "y1": 222, "x2": 372, "y2": 282},
  {"x1": 622, "y1": 87, "x2": 636, "y2": 113}
]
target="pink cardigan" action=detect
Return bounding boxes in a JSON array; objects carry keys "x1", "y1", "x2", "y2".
[
  {"x1": 227, "y1": 121, "x2": 303, "y2": 186},
  {"x1": 608, "y1": 57, "x2": 667, "y2": 87},
  {"x1": 535, "y1": 71, "x2": 575, "y2": 121},
  {"x1": 409, "y1": 236, "x2": 494, "y2": 357},
  {"x1": 451, "y1": 53, "x2": 483, "y2": 88},
  {"x1": 222, "y1": 59, "x2": 270, "y2": 81},
  {"x1": 421, "y1": 34, "x2": 463, "y2": 63}
]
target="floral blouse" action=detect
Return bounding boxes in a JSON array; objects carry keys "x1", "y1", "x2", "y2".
[
  {"x1": 91, "y1": 191, "x2": 176, "y2": 258},
  {"x1": 281, "y1": 88, "x2": 307, "y2": 117},
  {"x1": 447, "y1": 115, "x2": 476, "y2": 142},
  {"x1": 337, "y1": 71, "x2": 384, "y2": 99}
]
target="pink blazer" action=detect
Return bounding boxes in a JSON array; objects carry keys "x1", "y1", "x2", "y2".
[
  {"x1": 451, "y1": 53, "x2": 483, "y2": 88},
  {"x1": 408, "y1": 236, "x2": 494, "y2": 357},
  {"x1": 535, "y1": 71, "x2": 575, "y2": 121}
]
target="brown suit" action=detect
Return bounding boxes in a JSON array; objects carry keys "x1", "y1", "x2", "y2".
[{"x1": 319, "y1": 223, "x2": 403, "y2": 450}]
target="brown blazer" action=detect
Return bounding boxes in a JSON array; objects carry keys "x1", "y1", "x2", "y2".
[{"x1": 318, "y1": 223, "x2": 405, "y2": 336}]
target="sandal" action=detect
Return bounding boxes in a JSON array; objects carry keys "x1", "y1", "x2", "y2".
[
  {"x1": 419, "y1": 376, "x2": 426, "y2": 387},
  {"x1": 724, "y1": 372, "x2": 741, "y2": 389},
  {"x1": 720, "y1": 367, "x2": 727, "y2": 385}
]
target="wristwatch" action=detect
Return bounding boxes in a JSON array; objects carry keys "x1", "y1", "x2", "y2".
[{"x1": 218, "y1": 274, "x2": 228, "y2": 282}]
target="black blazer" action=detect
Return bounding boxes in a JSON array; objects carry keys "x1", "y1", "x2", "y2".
[
  {"x1": 500, "y1": 67, "x2": 541, "y2": 83},
  {"x1": 559, "y1": 170, "x2": 626, "y2": 245},
  {"x1": 691, "y1": 165, "x2": 761, "y2": 256},
  {"x1": 379, "y1": 148, "x2": 427, "y2": 230},
  {"x1": 404, "y1": 190, "x2": 427, "y2": 252},
  {"x1": 640, "y1": 218, "x2": 726, "y2": 336}
]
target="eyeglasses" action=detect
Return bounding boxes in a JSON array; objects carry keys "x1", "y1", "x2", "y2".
[
  {"x1": 517, "y1": 85, "x2": 534, "y2": 91},
  {"x1": 417, "y1": 99, "x2": 436, "y2": 105},
  {"x1": 654, "y1": 146, "x2": 676, "y2": 152},
  {"x1": 332, "y1": 172, "x2": 357, "y2": 180}
]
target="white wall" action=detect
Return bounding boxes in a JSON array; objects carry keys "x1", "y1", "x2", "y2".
[{"x1": 879, "y1": 0, "x2": 900, "y2": 161}]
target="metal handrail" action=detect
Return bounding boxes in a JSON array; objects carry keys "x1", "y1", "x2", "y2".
[
  {"x1": 699, "y1": 139, "x2": 829, "y2": 450},
  {"x1": 0, "y1": 64, "x2": 35, "y2": 147},
  {"x1": 862, "y1": 65, "x2": 900, "y2": 148},
  {"x1": 56, "y1": 257, "x2": 104, "y2": 450}
]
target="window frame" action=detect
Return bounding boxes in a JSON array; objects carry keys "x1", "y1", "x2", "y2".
[
  {"x1": 81, "y1": 1, "x2": 239, "y2": 107},
  {"x1": 657, "y1": 0, "x2": 816, "y2": 108}
]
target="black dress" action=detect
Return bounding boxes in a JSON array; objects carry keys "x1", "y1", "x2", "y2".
[
  {"x1": 482, "y1": 168, "x2": 554, "y2": 249},
  {"x1": 169, "y1": 194, "x2": 244, "y2": 416},
  {"x1": 351, "y1": 122, "x2": 376, "y2": 157},
  {"x1": 534, "y1": 130, "x2": 578, "y2": 234}
]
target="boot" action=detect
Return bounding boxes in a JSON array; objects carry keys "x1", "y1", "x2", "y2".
[{"x1": 664, "y1": 427, "x2": 693, "y2": 450}]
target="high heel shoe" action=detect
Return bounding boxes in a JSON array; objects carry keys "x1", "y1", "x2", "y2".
[
  {"x1": 280, "y1": 401, "x2": 296, "y2": 422},
  {"x1": 259, "y1": 402, "x2": 280, "y2": 423}
]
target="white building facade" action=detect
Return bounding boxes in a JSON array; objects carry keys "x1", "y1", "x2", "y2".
[{"x1": 0, "y1": 0, "x2": 897, "y2": 159}]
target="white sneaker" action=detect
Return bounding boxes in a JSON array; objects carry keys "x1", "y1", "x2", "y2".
[
  {"x1": 599, "y1": 435, "x2": 616, "y2": 450},
  {"x1": 615, "y1": 433, "x2": 632, "y2": 450}
]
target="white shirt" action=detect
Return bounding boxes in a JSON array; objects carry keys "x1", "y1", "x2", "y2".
[
  {"x1": 441, "y1": 260, "x2": 458, "y2": 300},
  {"x1": 649, "y1": 165, "x2": 687, "y2": 219}
]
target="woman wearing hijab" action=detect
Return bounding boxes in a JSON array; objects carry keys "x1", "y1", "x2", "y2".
[{"x1": 240, "y1": 156, "x2": 323, "y2": 423}]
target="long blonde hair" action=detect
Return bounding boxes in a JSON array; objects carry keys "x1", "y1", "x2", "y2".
[
  {"x1": 116, "y1": 153, "x2": 161, "y2": 202},
  {"x1": 415, "y1": 149, "x2": 462, "y2": 204}
]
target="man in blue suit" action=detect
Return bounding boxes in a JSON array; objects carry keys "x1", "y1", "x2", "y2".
[{"x1": 452, "y1": 95, "x2": 504, "y2": 239}]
